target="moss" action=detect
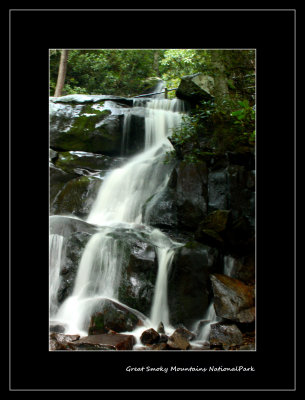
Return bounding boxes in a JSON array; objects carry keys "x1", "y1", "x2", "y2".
[
  {"x1": 89, "y1": 313, "x2": 106, "y2": 335},
  {"x1": 202, "y1": 210, "x2": 231, "y2": 233}
]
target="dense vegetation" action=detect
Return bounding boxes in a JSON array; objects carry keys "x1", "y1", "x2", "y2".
[{"x1": 50, "y1": 49, "x2": 255, "y2": 158}]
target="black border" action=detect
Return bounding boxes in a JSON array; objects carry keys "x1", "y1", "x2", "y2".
[{"x1": 9, "y1": 9, "x2": 296, "y2": 391}]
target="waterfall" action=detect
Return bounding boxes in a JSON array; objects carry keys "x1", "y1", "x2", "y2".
[
  {"x1": 194, "y1": 255, "x2": 235, "y2": 344},
  {"x1": 51, "y1": 95, "x2": 186, "y2": 338},
  {"x1": 49, "y1": 234, "x2": 64, "y2": 317}
]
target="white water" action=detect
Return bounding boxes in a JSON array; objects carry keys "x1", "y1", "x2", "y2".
[
  {"x1": 51, "y1": 95, "x2": 186, "y2": 338},
  {"x1": 49, "y1": 234, "x2": 64, "y2": 317},
  {"x1": 193, "y1": 255, "x2": 236, "y2": 345}
]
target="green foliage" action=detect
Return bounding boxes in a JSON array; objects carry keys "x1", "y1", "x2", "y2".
[
  {"x1": 50, "y1": 49, "x2": 165, "y2": 97},
  {"x1": 166, "y1": 95, "x2": 255, "y2": 164},
  {"x1": 160, "y1": 49, "x2": 209, "y2": 95},
  {"x1": 230, "y1": 100, "x2": 255, "y2": 145}
]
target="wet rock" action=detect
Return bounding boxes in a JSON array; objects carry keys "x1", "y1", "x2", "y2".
[
  {"x1": 237, "y1": 307, "x2": 255, "y2": 323},
  {"x1": 200, "y1": 210, "x2": 232, "y2": 233},
  {"x1": 57, "y1": 231, "x2": 92, "y2": 304},
  {"x1": 51, "y1": 175, "x2": 102, "y2": 218},
  {"x1": 54, "y1": 151, "x2": 118, "y2": 176},
  {"x1": 121, "y1": 108, "x2": 146, "y2": 156},
  {"x1": 168, "y1": 241, "x2": 221, "y2": 328},
  {"x1": 88, "y1": 298, "x2": 143, "y2": 335},
  {"x1": 140, "y1": 328, "x2": 160, "y2": 345},
  {"x1": 223, "y1": 254, "x2": 255, "y2": 284},
  {"x1": 50, "y1": 99, "x2": 125, "y2": 156},
  {"x1": 49, "y1": 332, "x2": 80, "y2": 351},
  {"x1": 195, "y1": 210, "x2": 232, "y2": 248},
  {"x1": 208, "y1": 169, "x2": 229, "y2": 212},
  {"x1": 49, "y1": 162, "x2": 76, "y2": 207},
  {"x1": 117, "y1": 231, "x2": 159, "y2": 315},
  {"x1": 143, "y1": 161, "x2": 208, "y2": 231},
  {"x1": 150, "y1": 342, "x2": 168, "y2": 350},
  {"x1": 51, "y1": 94, "x2": 133, "y2": 106},
  {"x1": 49, "y1": 148, "x2": 58, "y2": 162},
  {"x1": 159, "y1": 334, "x2": 169, "y2": 343},
  {"x1": 157, "y1": 322, "x2": 165, "y2": 334},
  {"x1": 174, "y1": 326, "x2": 196, "y2": 341},
  {"x1": 167, "y1": 329, "x2": 191, "y2": 350},
  {"x1": 49, "y1": 322, "x2": 67, "y2": 333},
  {"x1": 73, "y1": 332, "x2": 136, "y2": 350},
  {"x1": 49, "y1": 215, "x2": 99, "y2": 237},
  {"x1": 209, "y1": 322, "x2": 243, "y2": 347},
  {"x1": 210, "y1": 273, "x2": 255, "y2": 322},
  {"x1": 175, "y1": 162, "x2": 208, "y2": 230}
]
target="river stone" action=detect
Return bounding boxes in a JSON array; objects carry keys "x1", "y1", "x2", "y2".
[
  {"x1": 73, "y1": 332, "x2": 136, "y2": 350},
  {"x1": 173, "y1": 326, "x2": 196, "y2": 342},
  {"x1": 140, "y1": 328, "x2": 160, "y2": 345},
  {"x1": 157, "y1": 322, "x2": 165, "y2": 334},
  {"x1": 49, "y1": 332, "x2": 80, "y2": 351},
  {"x1": 88, "y1": 298, "x2": 143, "y2": 334},
  {"x1": 209, "y1": 322, "x2": 243, "y2": 347},
  {"x1": 167, "y1": 329, "x2": 191, "y2": 350},
  {"x1": 210, "y1": 273, "x2": 255, "y2": 322}
]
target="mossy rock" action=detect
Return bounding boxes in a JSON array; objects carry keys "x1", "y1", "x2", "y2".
[
  {"x1": 88, "y1": 299, "x2": 141, "y2": 334},
  {"x1": 50, "y1": 101, "x2": 124, "y2": 155},
  {"x1": 55, "y1": 151, "x2": 113, "y2": 174},
  {"x1": 51, "y1": 175, "x2": 102, "y2": 218},
  {"x1": 200, "y1": 210, "x2": 232, "y2": 233}
]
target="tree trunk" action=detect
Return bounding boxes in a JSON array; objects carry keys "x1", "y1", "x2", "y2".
[
  {"x1": 54, "y1": 50, "x2": 69, "y2": 97},
  {"x1": 210, "y1": 50, "x2": 229, "y2": 110}
]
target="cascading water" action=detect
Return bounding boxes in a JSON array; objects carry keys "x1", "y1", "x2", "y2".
[
  {"x1": 192, "y1": 255, "x2": 236, "y2": 346},
  {"x1": 50, "y1": 93, "x2": 186, "y2": 341},
  {"x1": 49, "y1": 234, "x2": 64, "y2": 317}
]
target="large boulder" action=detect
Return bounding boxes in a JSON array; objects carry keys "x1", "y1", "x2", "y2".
[
  {"x1": 57, "y1": 231, "x2": 93, "y2": 304},
  {"x1": 111, "y1": 228, "x2": 159, "y2": 315},
  {"x1": 210, "y1": 273, "x2": 255, "y2": 323},
  {"x1": 168, "y1": 241, "x2": 221, "y2": 328},
  {"x1": 49, "y1": 216, "x2": 99, "y2": 305},
  {"x1": 88, "y1": 298, "x2": 144, "y2": 335},
  {"x1": 50, "y1": 99, "x2": 125, "y2": 156},
  {"x1": 209, "y1": 322, "x2": 243, "y2": 347},
  {"x1": 121, "y1": 108, "x2": 146, "y2": 156},
  {"x1": 140, "y1": 328, "x2": 160, "y2": 345},
  {"x1": 143, "y1": 161, "x2": 208, "y2": 231},
  {"x1": 176, "y1": 73, "x2": 214, "y2": 106}
]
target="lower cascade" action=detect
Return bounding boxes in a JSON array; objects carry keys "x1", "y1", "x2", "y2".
[{"x1": 50, "y1": 96, "x2": 187, "y2": 343}]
